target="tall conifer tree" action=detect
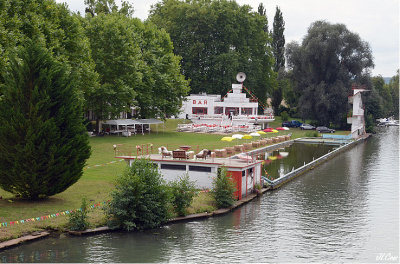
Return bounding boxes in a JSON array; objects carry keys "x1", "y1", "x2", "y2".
[
  {"x1": 0, "y1": 39, "x2": 91, "y2": 199},
  {"x1": 272, "y1": 6, "x2": 285, "y2": 72},
  {"x1": 270, "y1": 6, "x2": 286, "y2": 114}
]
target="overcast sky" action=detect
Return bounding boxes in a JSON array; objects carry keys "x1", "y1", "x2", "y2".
[{"x1": 56, "y1": 0, "x2": 399, "y2": 77}]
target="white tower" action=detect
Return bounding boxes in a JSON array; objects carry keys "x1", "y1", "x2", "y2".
[{"x1": 347, "y1": 84, "x2": 369, "y2": 138}]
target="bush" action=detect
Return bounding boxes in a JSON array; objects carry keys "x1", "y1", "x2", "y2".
[
  {"x1": 68, "y1": 198, "x2": 90, "y2": 231},
  {"x1": 169, "y1": 173, "x2": 197, "y2": 216},
  {"x1": 366, "y1": 126, "x2": 374, "y2": 133},
  {"x1": 211, "y1": 167, "x2": 237, "y2": 208},
  {"x1": 280, "y1": 111, "x2": 289, "y2": 122},
  {"x1": 305, "y1": 131, "x2": 319, "y2": 137},
  {"x1": 278, "y1": 105, "x2": 290, "y2": 116},
  {"x1": 103, "y1": 158, "x2": 172, "y2": 231}
]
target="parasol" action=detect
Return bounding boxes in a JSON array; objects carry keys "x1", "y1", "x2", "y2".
[
  {"x1": 232, "y1": 133, "x2": 243, "y2": 144},
  {"x1": 257, "y1": 131, "x2": 266, "y2": 138},
  {"x1": 221, "y1": 136, "x2": 234, "y2": 147},
  {"x1": 249, "y1": 132, "x2": 261, "y2": 137},
  {"x1": 242, "y1": 134, "x2": 253, "y2": 143}
]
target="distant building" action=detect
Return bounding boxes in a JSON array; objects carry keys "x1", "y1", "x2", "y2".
[
  {"x1": 347, "y1": 84, "x2": 368, "y2": 138},
  {"x1": 179, "y1": 83, "x2": 274, "y2": 127}
]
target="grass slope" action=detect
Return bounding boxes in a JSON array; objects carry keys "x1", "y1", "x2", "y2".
[{"x1": 0, "y1": 118, "x2": 349, "y2": 241}]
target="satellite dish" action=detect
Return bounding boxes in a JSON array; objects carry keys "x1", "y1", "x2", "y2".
[{"x1": 236, "y1": 72, "x2": 246, "y2": 83}]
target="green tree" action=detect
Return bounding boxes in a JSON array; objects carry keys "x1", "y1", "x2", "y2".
[
  {"x1": 0, "y1": 0, "x2": 98, "y2": 107},
  {"x1": 169, "y1": 173, "x2": 196, "y2": 216},
  {"x1": 388, "y1": 70, "x2": 399, "y2": 118},
  {"x1": 348, "y1": 74, "x2": 383, "y2": 129},
  {"x1": 132, "y1": 21, "x2": 190, "y2": 118},
  {"x1": 371, "y1": 75, "x2": 392, "y2": 117},
  {"x1": 83, "y1": 10, "x2": 189, "y2": 124},
  {"x1": 84, "y1": 0, "x2": 134, "y2": 17},
  {"x1": 286, "y1": 21, "x2": 374, "y2": 126},
  {"x1": 271, "y1": 6, "x2": 285, "y2": 72},
  {"x1": 149, "y1": 0, "x2": 274, "y2": 106},
  {"x1": 257, "y1": 3, "x2": 268, "y2": 33},
  {"x1": 269, "y1": 6, "x2": 286, "y2": 115},
  {"x1": 212, "y1": 166, "x2": 237, "y2": 208},
  {"x1": 104, "y1": 158, "x2": 172, "y2": 231},
  {"x1": 0, "y1": 39, "x2": 91, "y2": 199},
  {"x1": 83, "y1": 13, "x2": 142, "y2": 130}
]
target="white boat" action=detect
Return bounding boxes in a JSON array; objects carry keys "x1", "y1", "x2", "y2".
[{"x1": 377, "y1": 116, "x2": 399, "y2": 126}]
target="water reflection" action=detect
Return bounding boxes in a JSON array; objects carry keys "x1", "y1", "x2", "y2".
[
  {"x1": 263, "y1": 143, "x2": 336, "y2": 179},
  {"x1": 1, "y1": 128, "x2": 398, "y2": 263}
]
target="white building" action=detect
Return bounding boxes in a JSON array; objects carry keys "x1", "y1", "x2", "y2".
[
  {"x1": 347, "y1": 85, "x2": 368, "y2": 138},
  {"x1": 117, "y1": 154, "x2": 263, "y2": 200},
  {"x1": 179, "y1": 83, "x2": 274, "y2": 127}
]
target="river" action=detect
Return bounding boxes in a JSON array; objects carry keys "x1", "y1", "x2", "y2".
[{"x1": 1, "y1": 127, "x2": 399, "y2": 263}]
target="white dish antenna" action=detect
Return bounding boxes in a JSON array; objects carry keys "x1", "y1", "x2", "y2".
[{"x1": 236, "y1": 72, "x2": 246, "y2": 83}]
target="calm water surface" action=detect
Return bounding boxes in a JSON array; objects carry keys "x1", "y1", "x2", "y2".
[
  {"x1": 1, "y1": 127, "x2": 399, "y2": 263},
  {"x1": 261, "y1": 142, "x2": 336, "y2": 178}
]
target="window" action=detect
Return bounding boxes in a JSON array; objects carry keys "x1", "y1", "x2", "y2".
[
  {"x1": 214, "y1": 107, "x2": 223, "y2": 114},
  {"x1": 192, "y1": 107, "x2": 208, "y2": 115},
  {"x1": 189, "y1": 165, "x2": 212, "y2": 172},
  {"x1": 160, "y1": 164, "x2": 186, "y2": 171},
  {"x1": 241, "y1": 108, "x2": 253, "y2": 115}
]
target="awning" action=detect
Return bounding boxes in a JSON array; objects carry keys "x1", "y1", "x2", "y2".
[
  {"x1": 103, "y1": 119, "x2": 141, "y2": 126},
  {"x1": 102, "y1": 119, "x2": 164, "y2": 135}
]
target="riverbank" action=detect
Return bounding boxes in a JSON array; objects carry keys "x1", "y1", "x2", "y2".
[
  {"x1": 0, "y1": 186, "x2": 270, "y2": 250},
  {"x1": 0, "y1": 118, "x2": 352, "y2": 244},
  {"x1": 1, "y1": 136, "x2": 367, "y2": 250},
  {"x1": 2, "y1": 129, "x2": 397, "y2": 263}
]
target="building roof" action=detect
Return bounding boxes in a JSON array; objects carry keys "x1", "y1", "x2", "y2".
[{"x1": 103, "y1": 119, "x2": 164, "y2": 126}]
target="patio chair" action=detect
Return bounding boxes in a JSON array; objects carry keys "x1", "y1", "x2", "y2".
[
  {"x1": 195, "y1": 149, "x2": 209, "y2": 160},
  {"x1": 160, "y1": 146, "x2": 172, "y2": 158}
]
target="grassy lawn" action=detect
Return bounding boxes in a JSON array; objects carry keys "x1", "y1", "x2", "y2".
[{"x1": 0, "y1": 118, "x2": 350, "y2": 241}]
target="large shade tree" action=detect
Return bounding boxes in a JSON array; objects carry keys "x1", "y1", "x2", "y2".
[
  {"x1": 83, "y1": 13, "x2": 142, "y2": 128},
  {"x1": 286, "y1": 21, "x2": 374, "y2": 126},
  {"x1": 83, "y1": 1, "x2": 189, "y2": 124},
  {"x1": 149, "y1": 0, "x2": 274, "y2": 107},
  {"x1": 0, "y1": 0, "x2": 98, "y2": 104},
  {"x1": 131, "y1": 21, "x2": 189, "y2": 118},
  {"x1": 0, "y1": 39, "x2": 91, "y2": 199}
]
